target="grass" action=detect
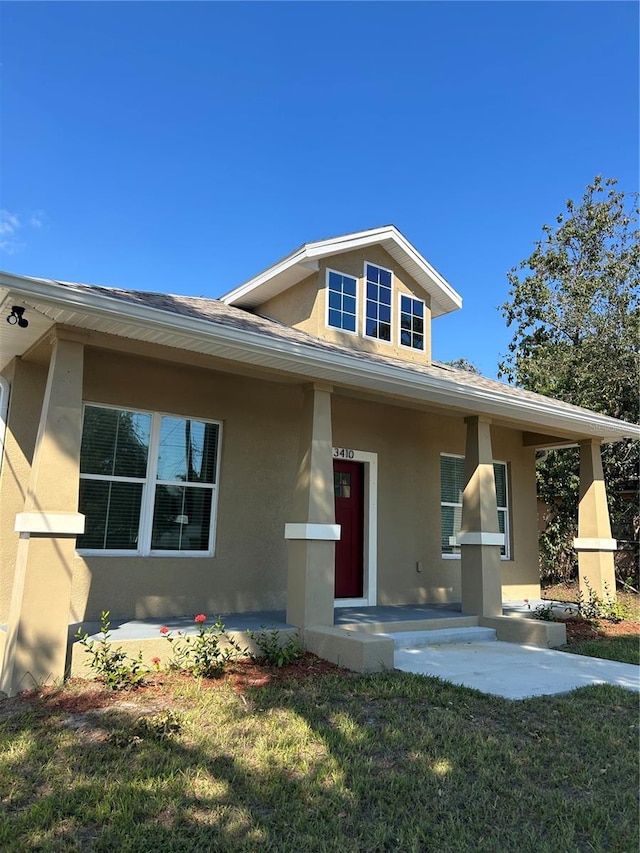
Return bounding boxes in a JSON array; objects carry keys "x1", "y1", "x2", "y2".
[
  {"x1": 561, "y1": 636, "x2": 640, "y2": 666},
  {"x1": 1, "y1": 668, "x2": 638, "y2": 852}
]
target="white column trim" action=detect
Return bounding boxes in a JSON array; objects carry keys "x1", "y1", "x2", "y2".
[
  {"x1": 456, "y1": 531, "x2": 505, "y2": 547},
  {"x1": 573, "y1": 537, "x2": 617, "y2": 552},
  {"x1": 15, "y1": 512, "x2": 85, "y2": 535},
  {"x1": 284, "y1": 523, "x2": 341, "y2": 541}
]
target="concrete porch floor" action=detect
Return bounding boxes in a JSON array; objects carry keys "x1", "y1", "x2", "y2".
[{"x1": 68, "y1": 599, "x2": 572, "y2": 642}]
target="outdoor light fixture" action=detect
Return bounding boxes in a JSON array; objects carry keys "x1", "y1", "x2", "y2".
[{"x1": 6, "y1": 306, "x2": 28, "y2": 328}]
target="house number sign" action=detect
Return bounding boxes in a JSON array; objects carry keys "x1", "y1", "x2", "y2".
[{"x1": 333, "y1": 447, "x2": 355, "y2": 460}]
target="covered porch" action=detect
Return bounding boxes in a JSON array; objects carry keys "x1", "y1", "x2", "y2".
[{"x1": 66, "y1": 598, "x2": 569, "y2": 678}]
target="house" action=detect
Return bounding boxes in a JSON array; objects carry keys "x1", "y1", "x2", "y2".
[{"x1": 0, "y1": 226, "x2": 637, "y2": 695}]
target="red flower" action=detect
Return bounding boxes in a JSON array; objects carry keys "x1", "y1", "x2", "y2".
[
  {"x1": 152, "y1": 657, "x2": 161, "y2": 665},
  {"x1": 159, "y1": 626, "x2": 169, "y2": 635},
  {"x1": 194, "y1": 613, "x2": 207, "y2": 624}
]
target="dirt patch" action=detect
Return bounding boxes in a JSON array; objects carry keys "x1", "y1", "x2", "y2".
[
  {"x1": 5, "y1": 654, "x2": 351, "y2": 718},
  {"x1": 564, "y1": 617, "x2": 640, "y2": 644}
]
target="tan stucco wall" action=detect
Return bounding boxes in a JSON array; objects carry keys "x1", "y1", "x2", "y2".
[
  {"x1": 71, "y1": 348, "x2": 302, "y2": 621},
  {"x1": 0, "y1": 343, "x2": 540, "y2": 625},
  {"x1": 332, "y1": 397, "x2": 540, "y2": 604},
  {"x1": 257, "y1": 245, "x2": 434, "y2": 363}
]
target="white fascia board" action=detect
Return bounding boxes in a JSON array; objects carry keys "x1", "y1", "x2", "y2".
[
  {"x1": 219, "y1": 226, "x2": 463, "y2": 315},
  {"x1": 3, "y1": 272, "x2": 638, "y2": 443}
]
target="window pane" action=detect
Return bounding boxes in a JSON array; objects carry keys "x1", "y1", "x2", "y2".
[
  {"x1": 414, "y1": 334, "x2": 424, "y2": 350},
  {"x1": 380, "y1": 285, "x2": 392, "y2": 305},
  {"x1": 494, "y1": 463, "x2": 507, "y2": 507},
  {"x1": 441, "y1": 456, "x2": 465, "y2": 503},
  {"x1": 80, "y1": 407, "x2": 150, "y2": 478},
  {"x1": 151, "y1": 485, "x2": 213, "y2": 551},
  {"x1": 343, "y1": 295, "x2": 356, "y2": 315},
  {"x1": 329, "y1": 289, "x2": 341, "y2": 310},
  {"x1": 343, "y1": 277, "x2": 356, "y2": 297},
  {"x1": 78, "y1": 479, "x2": 142, "y2": 550},
  {"x1": 379, "y1": 269, "x2": 391, "y2": 287},
  {"x1": 157, "y1": 418, "x2": 218, "y2": 484},
  {"x1": 328, "y1": 308, "x2": 341, "y2": 328},
  {"x1": 441, "y1": 504, "x2": 462, "y2": 554},
  {"x1": 401, "y1": 294, "x2": 411, "y2": 313},
  {"x1": 498, "y1": 509, "x2": 507, "y2": 557},
  {"x1": 344, "y1": 313, "x2": 356, "y2": 332}
]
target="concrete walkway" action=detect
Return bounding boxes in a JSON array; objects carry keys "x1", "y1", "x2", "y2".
[{"x1": 391, "y1": 635, "x2": 640, "y2": 700}]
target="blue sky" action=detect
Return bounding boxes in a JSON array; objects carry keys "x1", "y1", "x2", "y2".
[{"x1": 1, "y1": 1, "x2": 637, "y2": 377}]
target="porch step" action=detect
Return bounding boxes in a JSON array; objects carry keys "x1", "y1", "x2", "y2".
[{"x1": 382, "y1": 627, "x2": 497, "y2": 649}]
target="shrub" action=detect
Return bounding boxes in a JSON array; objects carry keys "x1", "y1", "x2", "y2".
[
  {"x1": 161, "y1": 615, "x2": 246, "y2": 678},
  {"x1": 75, "y1": 611, "x2": 146, "y2": 690},
  {"x1": 248, "y1": 627, "x2": 305, "y2": 667},
  {"x1": 577, "y1": 580, "x2": 629, "y2": 624}
]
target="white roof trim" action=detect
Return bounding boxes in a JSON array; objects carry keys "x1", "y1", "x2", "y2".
[
  {"x1": 220, "y1": 226, "x2": 463, "y2": 318},
  {"x1": 0, "y1": 271, "x2": 637, "y2": 444}
]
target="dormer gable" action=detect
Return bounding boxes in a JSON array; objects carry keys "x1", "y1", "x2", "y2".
[{"x1": 220, "y1": 226, "x2": 462, "y2": 365}]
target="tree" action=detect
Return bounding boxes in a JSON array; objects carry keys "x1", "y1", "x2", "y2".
[
  {"x1": 444, "y1": 358, "x2": 481, "y2": 374},
  {"x1": 499, "y1": 176, "x2": 639, "y2": 587}
]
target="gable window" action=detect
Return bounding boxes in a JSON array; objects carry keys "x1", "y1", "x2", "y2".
[
  {"x1": 364, "y1": 263, "x2": 392, "y2": 342},
  {"x1": 440, "y1": 454, "x2": 509, "y2": 559},
  {"x1": 326, "y1": 269, "x2": 357, "y2": 333},
  {"x1": 399, "y1": 294, "x2": 425, "y2": 351},
  {"x1": 77, "y1": 404, "x2": 221, "y2": 555}
]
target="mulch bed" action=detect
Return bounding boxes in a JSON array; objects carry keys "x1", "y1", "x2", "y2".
[
  {"x1": 564, "y1": 617, "x2": 640, "y2": 643},
  {"x1": 11, "y1": 654, "x2": 352, "y2": 716}
]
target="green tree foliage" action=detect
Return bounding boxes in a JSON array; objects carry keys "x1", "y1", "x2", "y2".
[
  {"x1": 499, "y1": 176, "x2": 639, "y2": 586},
  {"x1": 444, "y1": 358, "x2": 481, "y2": 374}
]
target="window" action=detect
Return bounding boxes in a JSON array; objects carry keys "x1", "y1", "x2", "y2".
[
  {"x1": 440, "y1": 454, "x2": 509, "y2": 558},
  {"x1": 399, "y1": 294, "x2": 425, "y2": 351},
  {"x1": 77, "y1": 405, "x2": 221, "y2": 554},
  {"x1": 326, "y1": 269, "x2": 357, "y2": 333},
  {"x1": 364, "y1": 263, "x2": 392, "y2": 342}
]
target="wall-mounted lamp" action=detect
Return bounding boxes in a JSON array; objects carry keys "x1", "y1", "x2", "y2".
[{"x1": 6, "y1": 306, "x2": 29, "y2": 328}]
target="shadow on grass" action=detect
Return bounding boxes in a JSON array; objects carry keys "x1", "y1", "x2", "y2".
[{"x1": 0, "y1": 671, "x2": 638, "y2": 852}]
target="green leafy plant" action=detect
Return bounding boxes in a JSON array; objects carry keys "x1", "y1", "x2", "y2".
[
  {"x1": 75, "y1": 611, "x2": 146, "y2": 690},
  {"x1": 531, "y1": 601, "x2": 557, "y2": 621},
  {"x1": 578, "y1": 580, "x2": 630, "y2": 624},
  {"x1": 137, "y1": 710, "x2": 182, "y2": 742},
  {"x1": 248, "y1": 627, "x2": 305, "y2": 667},
  {"x1": 161, "y1": 614, "x2": 247, "y2": 678}
]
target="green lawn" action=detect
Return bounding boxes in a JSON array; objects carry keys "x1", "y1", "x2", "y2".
[
  {"x1": 1, "y1": 670, "x2": 638, "y2": 852},
  {"x1": 561, "y1": 635, "x2": 640, "y2": 666}
]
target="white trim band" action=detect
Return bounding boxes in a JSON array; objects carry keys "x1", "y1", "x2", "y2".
[
  {"x1": 456, "y1": 532, "x2": 505, "y2": 546},
  {"x1": 15, "y1": 512, "x2": 85, "y2": 535},
  {"x1": 284, "y1": 523, "x2": 341, "y2": 541},
  {"x1": 573, "y1": 538, "x2": 618, "y2": 552}
]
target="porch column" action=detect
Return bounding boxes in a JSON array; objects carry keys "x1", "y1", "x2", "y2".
[
  {"x1": 0, "y1": 334, "x2": 85, "y2": 696},
  {"x1": 459, "y1": 416, "x2": 504, "y2": 617},
  {"x1": 285, "y1": 383, "x2": 339, "y2": 629},
  {"x1": 574, "y1": 439, "x2": 617, "y2": 600}
]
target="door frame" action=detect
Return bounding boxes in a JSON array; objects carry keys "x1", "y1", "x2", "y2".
[{"x1": 332, "y1": 447, "x2": 378, "y2": 608}]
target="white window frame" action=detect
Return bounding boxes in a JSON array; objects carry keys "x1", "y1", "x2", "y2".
[
  {"x1": 77, "y1": 403, "x2": 222, "y2": 557},
  {"x1": 440, "y1": 453, "x2": 510, "y2": 560},
  {"x1": 325, "y1": 267, "x2": 358, "y2": 335},
  {"x1": 397, "y1": 291, "x2": 426, "y2": 352},
  {"x1": 363, "y1": 261, "x2": 394, "y2": 345}
]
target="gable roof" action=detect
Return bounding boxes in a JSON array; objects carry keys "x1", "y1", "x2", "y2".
[
  {"x1": 1, "y1": 270, "x2": 637, "y2": 445},
  {"x1": 220, "y1": 225, "x2": 463, "y2": 318}
]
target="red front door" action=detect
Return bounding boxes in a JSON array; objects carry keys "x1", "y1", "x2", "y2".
[{"x1": 334, "y1": 460, "x2": 364, "y2": 598}]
